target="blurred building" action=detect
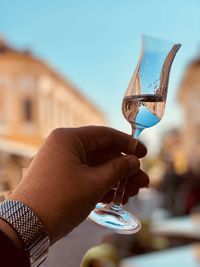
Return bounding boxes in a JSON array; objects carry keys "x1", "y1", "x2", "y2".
[
  {"x1": 157, "y1": 56, "x2": 200, "y2": 175},
  {"x1": 160, "y1": 129, "x2": 188, "y2": 175},
  {"x1": 0, "y1": 38, "x2": 106, "y2": 190},
  {"x1": 178, "y1": 56, "x2": 200, "y2": 173}
]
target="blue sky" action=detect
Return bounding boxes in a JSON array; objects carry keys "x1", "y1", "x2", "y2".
[{"x1": 1, "y1": 0, "x2": 200, "y2": 153}]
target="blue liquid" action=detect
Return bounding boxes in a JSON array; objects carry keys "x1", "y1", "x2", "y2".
[
  {"x1": 122, "y1": 94, "x2": 165, "y2": 137},
  {"x1": 135, "y1": 102, "x2": 161, "y2": 128}
]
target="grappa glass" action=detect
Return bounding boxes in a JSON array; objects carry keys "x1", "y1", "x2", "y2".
[{"x1": 88, "y1": 35, "x2": 181, "y2": 234}]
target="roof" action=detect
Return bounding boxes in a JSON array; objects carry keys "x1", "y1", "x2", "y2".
[
  {"x1": 0, "y1": 38, "x2": 19, "y2": 54},
  {"x1": 0, "y1": 39, "x2": 105, "y2": 119}
]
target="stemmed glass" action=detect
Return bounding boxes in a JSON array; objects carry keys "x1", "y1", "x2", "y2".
[{"x1": 88, "y1": 35, "x2": 181, "y2": 234}]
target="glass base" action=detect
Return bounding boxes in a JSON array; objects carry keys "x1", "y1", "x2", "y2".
[{"x1": 88, "y1": 203, "x2": 141, "y2": 234}]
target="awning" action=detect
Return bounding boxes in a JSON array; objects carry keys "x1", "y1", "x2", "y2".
[{"x1": 0, "y1": 138, "x2": 39, "y2": 158}]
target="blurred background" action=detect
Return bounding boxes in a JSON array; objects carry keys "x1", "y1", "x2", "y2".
[{"x1": 1, "y1": 1, "x2": 200, "y2": 267}]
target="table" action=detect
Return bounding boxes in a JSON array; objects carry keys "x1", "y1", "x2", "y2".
[
  {"x1": 150, "y1": 215, "x2": 200, "y2": 241},
  {"x1": 121, "y1": 245, "x2": 200, "y2": 267}
]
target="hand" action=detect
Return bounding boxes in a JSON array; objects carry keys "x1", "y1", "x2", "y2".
[{"x1": 9, "y1": 126, "x2": 149, "y2": 243}]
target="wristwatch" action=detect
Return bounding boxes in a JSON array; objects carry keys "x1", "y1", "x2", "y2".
[{"x1": 0, "y1": 199, "x2": 50, "y2": 267}]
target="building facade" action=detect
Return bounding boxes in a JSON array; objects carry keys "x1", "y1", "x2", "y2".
[
  {"x1": 153, "y1": 56, "x2": 200, "y2": 179},
  {"x1": 0, "y1": 39, "x2": 106, "y2": 189},
  {"x1": 178, "y1": 57, "x2": 200, "y2": 173}
]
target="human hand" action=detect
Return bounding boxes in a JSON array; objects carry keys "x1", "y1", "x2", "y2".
[{"x1": 9, "y1": 126, "x2": 149, "y2": 243}]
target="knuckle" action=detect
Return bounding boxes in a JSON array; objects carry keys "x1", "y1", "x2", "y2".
[
  {"x1": 129, "y1": 157, "x2": 140, "y2": 172},
  {"x1": 135, "y1": 158, "x2": 140, "y2": 169},
  {"x1": 126, "y1": 185, "x2": 139, "y2": 196},
  {"x1": 49, "y1": 128, "x2": 74, "y2": 144},
  {"x1": 112, "y1": 157, "x2": 128, "y2": 178},
  {"x1": 49, "y1": 128, "x2": 65, "y2": 140},
  {"x1": 144, "y1": 173, "x2": 150, "y2": 185}
]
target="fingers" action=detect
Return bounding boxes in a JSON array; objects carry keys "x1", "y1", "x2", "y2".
[
  {"x1": 48, "y1": 127, "x2": 147, "y2": 166},
  {"x1": 135, "y1": 142, "x2": 147, "y2": 158},
  {"x1": 101, "y1": 190, "x2": 115, "y2": 203},
  {"x1": 77, "y1": 126, "x2": 147, "y2": 158},
  {"x1": 101, "y1": 190, "x2": 128, "y2": 205},
  {"x1": 125, "y1": 170, "x2": 149, "y2": 197},
  {"x1": 88, "y1": 151, "x2": 121, "y2": 166},
  {"x1": 100, "y1": 170, "x2": 149, "y2": 204},
  {"x1": 90, "y1": 155, "x2": 141, "y2": 191},
  {"x1": 127, "y1": 139, "x2": 147, "y2": 158}
]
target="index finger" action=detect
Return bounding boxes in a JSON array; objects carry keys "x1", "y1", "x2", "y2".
[{"x1": 77, "y1": 126, "x2": 147, "y2": 158}]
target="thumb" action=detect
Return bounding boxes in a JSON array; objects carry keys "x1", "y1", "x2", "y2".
[{"x1": 93, "y1": 155, "x2": 140, "y2": 190}]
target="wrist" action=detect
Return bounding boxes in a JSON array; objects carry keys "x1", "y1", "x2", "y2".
[
  {"x1": 9, "y1": 189, "x2": 74, "y2": 243},
  {"x1": 9, "y1": 189, "x2": 55, "y2": 243},
  {"x1": 0, "y1": 199, "x2": 50, "y2": 267}
]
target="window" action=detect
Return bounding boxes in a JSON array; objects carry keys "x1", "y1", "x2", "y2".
[{"x1": 22, "y1": 99, "x2": 33, "y2": 122}]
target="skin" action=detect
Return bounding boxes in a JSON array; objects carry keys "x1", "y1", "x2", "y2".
[{"x1": 2, "y1": 126, "x2": 149, "y2": 247}]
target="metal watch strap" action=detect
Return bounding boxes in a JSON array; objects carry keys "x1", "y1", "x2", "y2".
[{"x1": 0, "y1": 200, "x2": 50, "y2": 267}]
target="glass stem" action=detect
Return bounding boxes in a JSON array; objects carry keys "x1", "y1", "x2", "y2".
[{"x1": 110, "y1": 127, "x2": 139, "y2": 211}]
